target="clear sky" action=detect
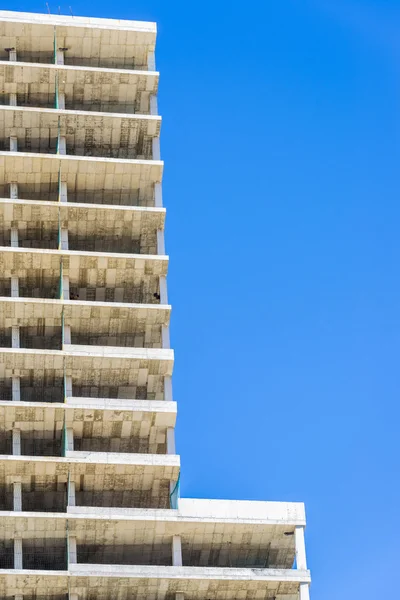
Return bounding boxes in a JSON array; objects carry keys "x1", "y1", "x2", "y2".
[{"x1": 4, "y1": 1, "x2": 400, "y2": 598}]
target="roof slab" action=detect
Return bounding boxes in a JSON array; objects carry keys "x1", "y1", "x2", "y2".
[{"x1": 0, "y1": 11, "x2": 156, "y2": 70}]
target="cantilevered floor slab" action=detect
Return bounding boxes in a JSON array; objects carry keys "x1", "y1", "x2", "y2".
[
  {"x1": 0, "y1": 566, "x2": 310, "y2": 599},
  {"x1": 0, "y1": 10, "x2": 156, "y2": 70},
  {"x1": 0, "y1": 62, "x2": 158, "y2": 113},
  {"x1": 0, "y1": 106, "x2": 161, "y2": 157}
]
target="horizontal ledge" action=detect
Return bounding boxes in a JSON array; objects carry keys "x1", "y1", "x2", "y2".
[
  {"x1": 0, "y1": 198, "x2": 166, "y2": 215},
  {"x1": 0, "y1": 105, "x2": 161, "y2": 123},
  {"x1": 0, "y1": 245, "x2": 169, "y2": 262},
  {"x1": 0, "y1": 59, "x2": 159, "y2": 78},
  {"x1": 0, "y1": 151, "x2": 163, "y2": 169},
  {"x1": 0, "y1": 452, "x2": 180, "y2": 468}
]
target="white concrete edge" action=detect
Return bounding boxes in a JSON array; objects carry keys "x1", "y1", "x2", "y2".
[
  {"x1": 0, "y1": 246, "x2": 169, "y2": 263},
  {"x1": 0, "y1": 59, "x2": 159, "y2": 78},
  {"x1": 0, "y1": 296, "x2": 171, "y2": 313},
  {"x1": 0, "y1": 104, "x2": 162, "y2": 123},
  {"x1": 0, "y1": 452, "x2": 180, "y2": 467},
  {"x1": 0, "y1": 398, "x2": 177, "y2": 415},
  {"x1": 0, "y1": 198, "x2": 166, "y2": 216},
  {"x1": 0, "y1": 150, "x2": 164, "y2": 169}
]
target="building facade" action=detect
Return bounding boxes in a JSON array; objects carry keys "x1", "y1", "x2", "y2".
[{"x1": 0, "y1": 10, "x2": 311, "y2": 600}]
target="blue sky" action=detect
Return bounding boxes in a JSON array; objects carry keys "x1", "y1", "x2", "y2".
[{"x1": 5, "y1": 1, "x2": 400, "y2": 598}]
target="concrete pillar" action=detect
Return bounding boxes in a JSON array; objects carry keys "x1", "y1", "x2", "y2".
[
  {"x1": 150, "y1": 95, "x2": 158, "y2": 116},
  {"x1": 154, "y1": 182, "x2": 163, "y2": 207},
  {"x1": 152, "y1": 137, "x2": 161, "y2": 161},
  {"x1": 162, "y1": 325, "x2": 170, "y2": 349},
  {"x1": 175, "y1": 594, "x2": 184, "y2": 600},
  {"x1": 59, "y1": 181, "x2": 68, "y2": 202},
  {"x1": 61, "y1": 275, "x2": 70, "y2": 300},
  {"x1": 147, "y1": 50, "x2": 156, "y2": 71},
  {"x1": 11, "y1": 326, "x2": 20, "y2": 348},
  {"x1": 15, "y1": 596, "x2": 23, "y2": 600},
  {"x1": 295, "y1": 526, "x2": 307, "y2": 570},
  {"x1": 299, "y1": 583, "x2": 310, "y2": 600},
  {"x1": 9, "y1": 93, "x2": 17, "y2": 106},
  {"x1": 58, "y1": 91, "x2": 66, "y2": 110},
  {"x1": 159, "y1": 276, "x2": 168, "y2": 304},
  {"x1": 8, "y1": 49, "x2": 17, "y2": 61},
  {"x1": 65, "y1": 427, "x2": 74, "y2": 452},
  {"x1": 12, "y1": 377, "x2": 20, "y2": 401},
  {"x1": 166, "y1": 428, "x2": 175, "y2": 455},
  {"x1": 10, "y1": 183, "x2": 18, "y2": 199},
  {"x1": 56, "y1": 49, "x2": 65, "y2": 65},
  {"x1": 58, "y1": 135, "x2": 66, "y2": 155},
  {"x1": 60, "y1": 227, "x2": 68, "y2": 250},
  {"x1": 172, "y1": 535, "x2": 182, "y2": 566},
  {"x1": 157, "y1": 229, "x2": 165, "y2": 255},
  {"x1": 11, "y1": 228, "x2": 18, "y2": 248},
  {"x1": 64, "y1": 375, "x2": 73, "y2": 398},
  {"x1": 67, "y1": 535, "x2": 77, "y2": 564},
  {"x1": 164, "y1": 376, "x2": 173, "y2": 402},
  {"x1": 12, "y1": 429, "x2": 21, "y2": 455},
  {"x1": 67, "y1": 478, "x2": 76, "y2": 507},
  {"x1": 69, "y1": 594, "x2": 79, "y2": 600},
  {"x1": 63, "y1": 324, "x2": 71, "y2": 345},
  {"x1": 13, "y1": 482, "x2": 22, "y2": 511},
  {"x1": 10, "y1": 136, "x2": 18, "y2": 152},
  {"x1": 11, "y1": 277, "x2": 19, "y2": 298},
  {"x1": 14, "y1": 538, "x2": 23, "y2": 569}
]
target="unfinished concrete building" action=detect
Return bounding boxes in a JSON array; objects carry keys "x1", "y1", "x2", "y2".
[{"x1": 0, "y1": 9, "x2": 311, "y2": 600}]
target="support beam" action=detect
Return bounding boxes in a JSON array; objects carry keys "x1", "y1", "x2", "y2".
[
  {"x1": 166, "y1": 427, "x2": 176, "y2": 455},
  {"x1": 159, "y1": 276, "x2": 168, "y2": 304},
  {"x1": 150, "y1": 95, "x2": 158, "y2": 116},
  {"x1": 11, "y1": 228, "x2": 18, "y2": 248},
  {"x1": 67, "y1": 535, "x2": 77, "y2": 564},
  {"x1": 164, "y1": 375, "x2": 173, "y2": 402},
  {"x1": 58, "y1": 135, "x2": 67, "y2": 155},
  {"x1": 147, "y1": 50, "x2": 156, "y2": 71},
  {"x1": 13, "y1": 482, "x2": 22, "y2": 512},
  {"x1": 58, "y1": 91, "x2": 66, "y2": 109},
  {"x1": 8, "y1": 49, "x2": 17, "y2": 62},
  {"x1": 63, "y1": 324, "x2": 72, "y2": 345},
  {"x1": 65, "y1": 427, "x2": 74, "y2": 452},
  {"x1": 9, "y1": 136, "x2": 18, "y2": 152},
  {"x1": 14, "y1": 538, "x2": 23, "y2": 570},
  {"x1": 11, "y1": 277, "x2": 19, "y2": 297},
  {"x1": 176, "y1": 594, "x2": 185, "y2": 600},
  {"x1": 172, "y1": 535, "x2": 182, "y2": 566},
  {"x1": 64, "y1": 375, "x2": 73, "y2": 398},
  {"x1": 9, "y1": 93, "x2": 17, "y2": 106},
  {"x1": 12, "y1": 429, "x2": 21, "y2": 456},
  {"x1": 295, "y1": 526, "x2": 307, "y2": 570},
  {"x1": 152, "y1": 137, "x2": 161, "y2": 161},
  {"x1": 56, "y1": 49, "x2": 65, "y2": 65},
  {"x1": 10, "y1": 183, "x2": 18, "y2": 199},
  {"x1": 12, "y1": 377, "x2": 20, "y2": 401},
  {"x1": 61, "y1": 275, "x2": 70, "y2": 300},
  {"x1": 154, "y1": 182, "x2": 163, "y2": 207},
  {"x1": 69, "y1": 594, "x2": 78, "y2": 600},
  {"x1": 11, "y1": 326, "x2": 20, "y2": 349},
  {"x1": 157, "y1": 229, "x2": 165, "y2": 255}
]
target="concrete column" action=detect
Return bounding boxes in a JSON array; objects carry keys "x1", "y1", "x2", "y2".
[
  {"x1": 67, "y1": 535, "x2": 77, "y2": 564},
  {"x1": 65, "y1": 427, "x2": 74, "y2": 452},
  {"x1": 64, "y1": 375, "x2": 73, "y2": 398},
  {"x1": 11, "y1": 228, "x2": 18, "y2": 248},
  {"x1": 10, "y1": 183, "x2": 18, "y2": 199},
  {"x1": 14, "y1": 538, "x2": 23, "y2": 569},
  {"x1": 159, "y1": 276, "x2": 168, "y2": 304},
  {"x1": 12, "y1": 377, "x2": 20, "y2": 401},
  {"x1": 164, "y1": 376, "x2": 173, "y2": 402},
  {"x1": 59, "y1": 181, "x2": 68, "y2": 202},
  {"x1": 175, "y1": 594, "x2": 184, "y2": 600},
  {"x1": 150, "y1": 95, "x2": 158, "y2": 116},
  {"x1": 147, "y1": 50, "x2": 156, "y2": 71},
  {"x1": 69, "y1": 594, "x2": 79, "y2": 600},
  {"x1": 152, "y1": 137, "x2": 161, "y2": 161},
  {"x1": 11, "y1": 277, "x2": 19, "y2": 297},
  {"x1": 9, "y1": 93, "x2": 17, "y2": 106},
  {"x1": 60, "y1": 227, "x2": 68, "y2": 250},
  {"x1": 295, "y1": 526, "x2": 307, "y2": 570},
  {"x1": 10, "y1": 136, "x2": 18, "y2": 152},
  {"x1": 166, "y1": 428, "x2": 176, "y2": 455},
  {"x1": 61, "y1": 275, "x2": 70, "y2": 300},
  {"x1": 11, "y1": 326, "x2": 20, "y2": 348},
  {"x1": 58, "y1": 136, "x2": 66, "y2": 155},
  {"x1": 58, "y1": 92, "x2": 66, "y2": 110},
  {"x1": 172, "y1": 535, "x2": 182, "y2": 566},
  {"x1": 157, "y1": 229, "x2": 165, "y2": 255},
  {"x1": 13, "y1": 482, "x2": 22, "y2": 511},
  {"x1": 12, "y1": 429, "x2": 21, "y2": 455},
  {"x1": 67, "y1": 478, "x2": 76, "y2": 507},
  {"x1": 56, "y1": 49, "x2": 65, "y2": 65},
  {"x1": 63, "y1": 324, "x2": 71, "y2": 345},
  {"x1": 8, "y1": 49, "x2": 17, "y2": 61},
  {"x1": 162, "y1": 325, "x2": 170, "y2": 349},
  {"x1": 154, "y1": 182, "x2": 163, "y2": 207},
  {"x1": 15, "y1": 596, "x2": 23, "y2": 600},
  {"x1": 299, "y1": 583, "x2": 310, "y2": 600}
]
